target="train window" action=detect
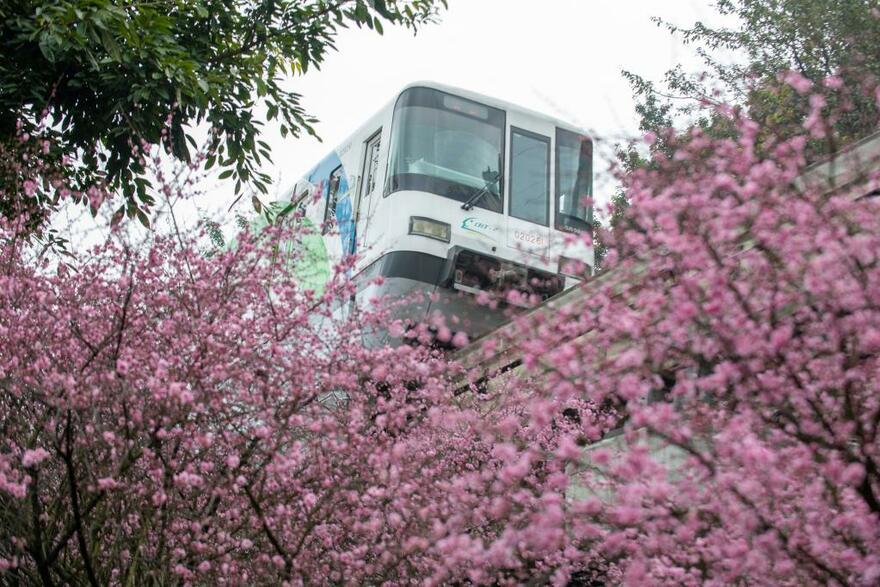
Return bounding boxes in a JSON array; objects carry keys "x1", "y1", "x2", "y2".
[
  {"x1": 363, "y1": 130, "x2": 382, "y2": 197},
  {"x1": 555, "y1": 128, "x2": 593, "y2": 233},
  {"x1": 323, "y1": 165, "x2": 344, "y2": 234},
  {"x1": 292, "y1": 189, "x2": 309, "y2": 221},
  {"x1": 386, "y1": 87, "x2": 505, "y2": 213},
  {"x1": 509, "y1": 128, "x2": 550, "y2": 225}
]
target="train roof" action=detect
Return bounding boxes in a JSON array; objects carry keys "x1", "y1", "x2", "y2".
[
  {"x1": 393, "y1": 80, "x2": 593, "y2": 140},
  {"x1": 286, "y1": 81, "x2": 594, "y2": 199}
]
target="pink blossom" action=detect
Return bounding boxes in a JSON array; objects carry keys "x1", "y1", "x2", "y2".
[
  {"x1": 22, "y1": 448, "x2": 50, "y2": 467},
  {"x1": 97, "y1": 477, "x2": 119, "y2": 491},
  {"x1": 554, "y1": 436, "x2": 582, "y2": 461},
  {"x1": 780, "y1": 69, "x2": 813, "y2": 94},
  {"x1": 1, "y1": 78, "x2": 879, "y2": 585},
  {"x1": 823, "y1": 75, "x2": 844, "y2": 89},
  {"x1": 22, "y1": 180, "x2": 36, "y2": 197},
  {"x1": 87, "y1": 186, "x2": 104, "y2": 210}
]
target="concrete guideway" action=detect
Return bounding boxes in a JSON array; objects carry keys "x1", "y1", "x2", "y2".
[
  {"x1": 448, "y1": 129, "x2": 880, "y2": 501},
  {"x1": 451, "y1": 130, "x2": 880, "y2": 391}
]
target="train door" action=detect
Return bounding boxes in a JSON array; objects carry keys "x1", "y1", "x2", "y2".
[
  {"x1": 354, "y1": 129, "x2": 383, "y2": 256},
  {"x1": 505, "y1": 122, "x2": 552, "y2": 260}
]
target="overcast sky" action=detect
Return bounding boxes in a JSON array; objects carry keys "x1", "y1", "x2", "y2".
[
  {"x1": 254, "y1": 0, "x2": 728, "y2": 203},
  {"x1": 60, "y1": 0, "x2": 734, "y2": 245}
]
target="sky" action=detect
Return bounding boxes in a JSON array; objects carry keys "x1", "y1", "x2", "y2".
[
  {"x1": 254, "y1": 0, "x2": 727, "y2": 204},
  {"x1": 58, "y1": 0, "x2": 733, "y2": 246}
]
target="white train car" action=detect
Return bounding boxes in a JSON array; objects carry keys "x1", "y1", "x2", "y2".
[{"x1": 282, "y1": 82, "x2": 594, "y2": 342}]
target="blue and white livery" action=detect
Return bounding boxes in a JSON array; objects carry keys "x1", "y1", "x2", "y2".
[{"x1": 284, "y1": 82, "x2": 594, "y2": 342}]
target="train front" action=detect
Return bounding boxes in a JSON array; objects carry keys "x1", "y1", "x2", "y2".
[{"x1": 355, "y1": 84, "x2": 594, "y2": 347}]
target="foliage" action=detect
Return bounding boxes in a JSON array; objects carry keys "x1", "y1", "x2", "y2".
[
  {"x1": 2, "y1": 82, "x2": 880, "y2": 585},
  {"x1": 521, "y1": 86, "x2": 880, "y2": 584},
  {"x1": 0, "y1": 0, "x2": 446, "y2": 228},
  {"x1": 623, "y1": 0, "x2": 880, "y2": 162},
  {"x1": 603, "y1": 2, "x2": 880, "y2": 269},
  {"x1": 0, "y1": 216, "x2": 587, "y2": 584},
  {"x1": 590, "y1": 189, "x2": 627, "y2": 271}
]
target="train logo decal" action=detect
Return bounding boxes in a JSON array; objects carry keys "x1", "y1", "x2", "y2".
[{"x1": 461, "y1": 217, "x2": 500, "y2": 241}]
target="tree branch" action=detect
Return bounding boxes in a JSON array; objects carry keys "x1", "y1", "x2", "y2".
[
  {"x1": 244, "y1": 484, "x2": 292, "y2": 578},
  {"x1": 62, "y1": 412, "x2": 99, "y2": 587}
]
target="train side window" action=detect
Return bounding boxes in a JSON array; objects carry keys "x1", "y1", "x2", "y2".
[
  {"x1": 323, "y1": 165, "x2": 344, "y2": 234},
  {"x1": 555, "y1": 128, "x2": 593, "y2": 233},
  {"x1": 509, "y1": 128, "x2": 550, "y2": 226},
  {"x1": 362, "y1": 130, "x2": 382, "y2": 197},
  {"x1": 294, "y1": 189, "x2": 309, "y2": 219}
]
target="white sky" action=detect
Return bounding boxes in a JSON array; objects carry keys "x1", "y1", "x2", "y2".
[
  {"x1": 256, "y1": 0, "x2": 726, "y2": 203},
  {"x1": 58, "y1": 0, "x2": 733, "y2": 247}
]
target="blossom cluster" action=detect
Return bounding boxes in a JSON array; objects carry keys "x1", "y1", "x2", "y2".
[
  {"x1": 1, "y1": 79, "x2": 879, "y2": 586},
  {"x1": 514, "y1": 84, "x2": 880, "y2": 584}
]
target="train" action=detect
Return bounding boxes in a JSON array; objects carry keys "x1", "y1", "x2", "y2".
[{"x1": 276, "y1": 81, "x2": 594, "y2": 344}]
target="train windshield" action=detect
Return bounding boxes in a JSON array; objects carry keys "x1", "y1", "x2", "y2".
[
  {"x1": 555, "y1": 128, "x2": 593, "y2": 233},
  {"x1": 386, "y1": 87, "x2": 505, "y2": 213}
]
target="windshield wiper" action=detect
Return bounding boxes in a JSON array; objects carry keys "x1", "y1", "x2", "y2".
[{"x1": 461, "y1": 167, "x2": 502, "y2": 211}]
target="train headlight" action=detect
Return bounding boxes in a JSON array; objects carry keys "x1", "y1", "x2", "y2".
[{"x1": 409, "y1": 216, "x2": 451, "y2": 242}]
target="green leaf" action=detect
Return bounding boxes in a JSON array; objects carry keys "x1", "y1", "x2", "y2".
[
  {"x1": 38, "y1": 36, "x2": 56, "y2": 62},
  {"x1": 0, "y1": 0, "x2": 450, "y2": 229},
  {"x1": 276, "y1": 202, "x2": 296, "y2": 218},
  {"x1": 372, "y1": 0, "x2": 394, "y2": 19},
  {"x1": 99, "y1": 28, "x2": 121, "y2": 61},
  {"x1": 111, "y1": 206, "x2": 125, "y2": 226}
]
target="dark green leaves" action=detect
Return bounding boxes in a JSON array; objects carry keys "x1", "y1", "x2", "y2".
[
  {"x1": 0, "y1": 0, "x2": 448, "y2": 227},
  {"x1": 625, "y1": 0, "x2": 880, "y2": 164}
]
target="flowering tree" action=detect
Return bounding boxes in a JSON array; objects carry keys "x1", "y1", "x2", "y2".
[
  {"x1": 0, "y1": 211, "x2": 589, "y2": 584},
  {"x1": 2, "y1": 78, "x2": 880, "y2": 585},
  {"x1": 505, "y1": 76, "x2": 880, "y2": 585}
]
